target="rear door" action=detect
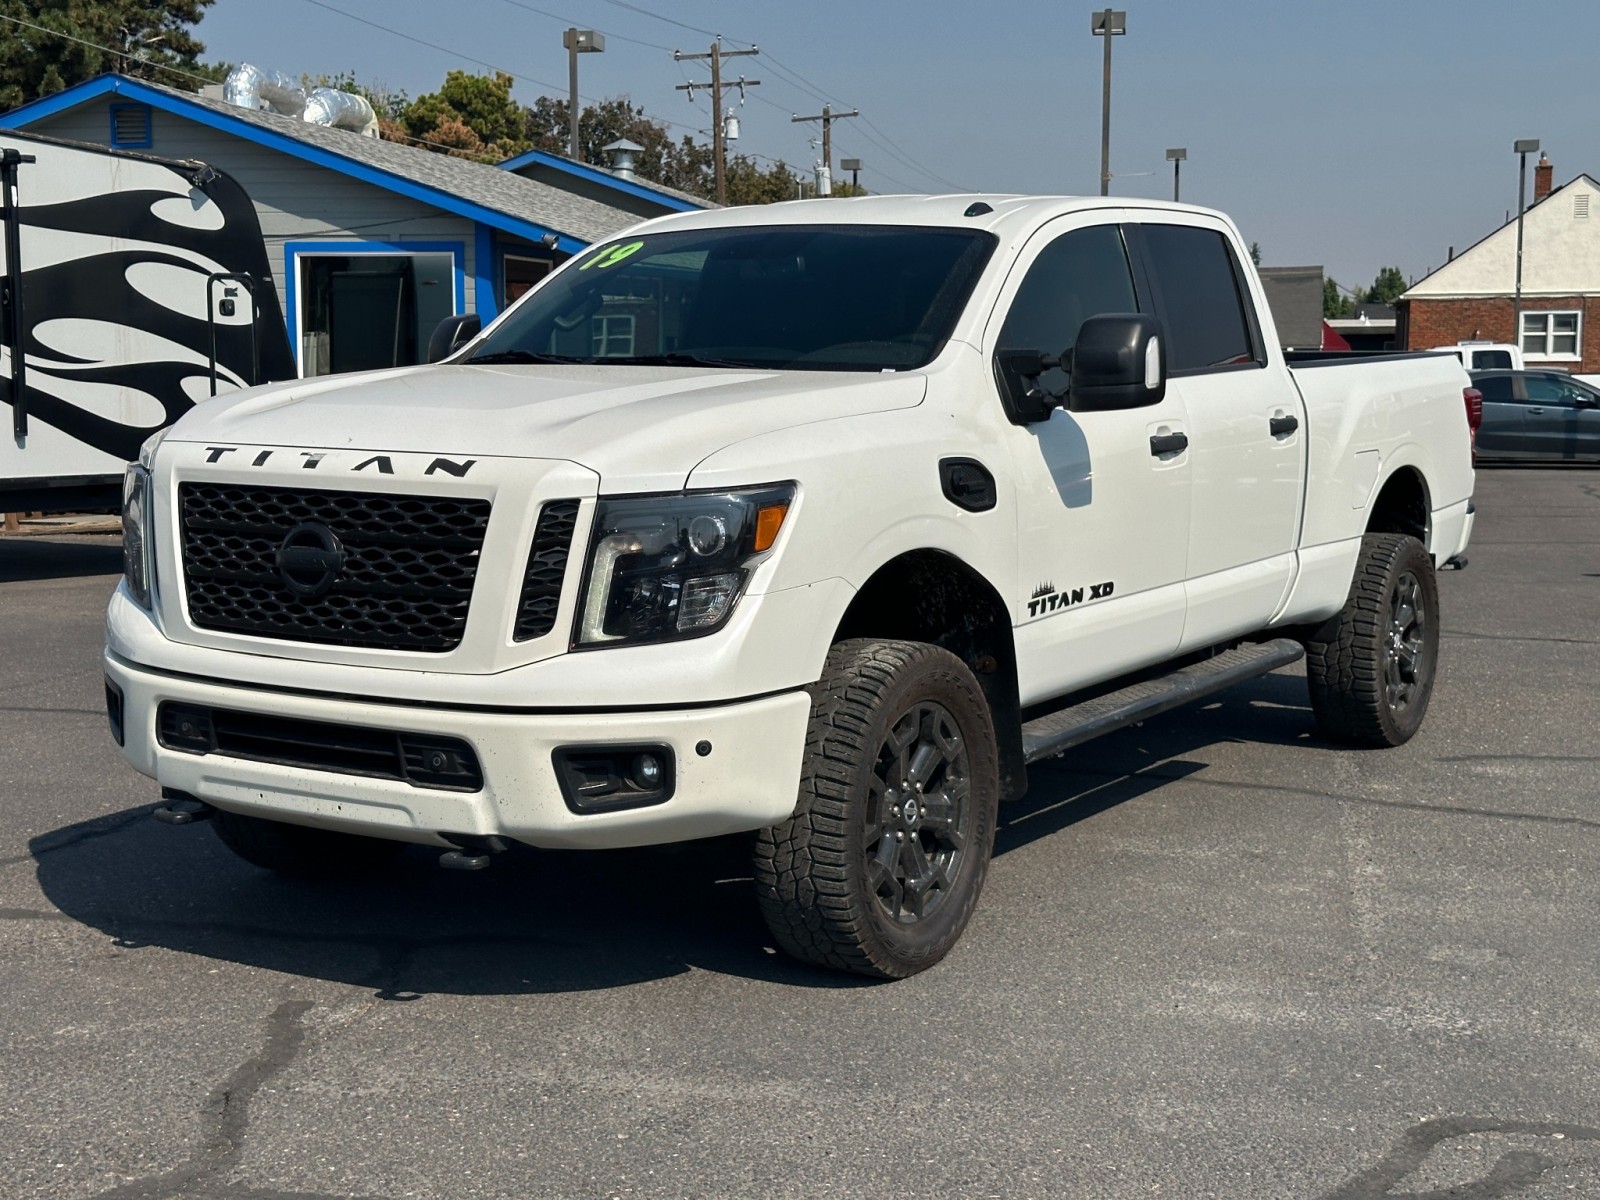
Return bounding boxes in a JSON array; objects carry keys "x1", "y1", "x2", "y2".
[
  {"x1": 1471, "y1": 372, "x2": 1525, "y2": 458},
  {"x1": 1128, "y1": 219, "x2": 1306, "y2": 651}
]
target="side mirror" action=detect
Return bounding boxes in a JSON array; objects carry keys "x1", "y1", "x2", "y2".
[
  {"x1": 427, "y1": 313, "x2": 482, "y2": 363},
  {"x1": 1573, "y1": 392, "x2": 1600, "y2": 409},
  {"x1": 1068, "y1": 313, "x2": 1166, "y2": 412}
]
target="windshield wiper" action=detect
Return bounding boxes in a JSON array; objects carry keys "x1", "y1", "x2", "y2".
[
  {"x1": 607, "y1": 352, "x2": 760, "y2": 369},
  {"x1": 463, "y1": 350, "x2": 590, "y2": 365}
]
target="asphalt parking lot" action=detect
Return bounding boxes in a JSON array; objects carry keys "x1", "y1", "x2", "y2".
[{"x1": 2, "y1": 466, "x2": 1597, "y2": 1200}]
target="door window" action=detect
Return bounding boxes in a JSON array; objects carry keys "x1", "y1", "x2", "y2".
[
  {"x1": 995, "y1": 224, "x2": 1139, "y2": 397},
  {"x1": 1138, "y1": 224, "x2": 1259, "y2": 374},
  {"x1": 1525, "y1": 375, "x2": 1580, "y2": 407},
  {"x1": 1473, "y1": 374, "x2": 1514, "y2": 402}
]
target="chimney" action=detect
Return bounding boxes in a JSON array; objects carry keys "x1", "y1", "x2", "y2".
[{"x1": 1534, "y1": 152, "x2": 1554, "y2": 202}]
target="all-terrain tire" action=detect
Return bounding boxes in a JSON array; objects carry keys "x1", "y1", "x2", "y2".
[
  {"x1": 212, "y1": 809, "x2": 407, "y2": 878},
  {"x1": 754, "y1": 639, "x2": 1001, "y2": 979},
  {"x1": 1305, "y1": 532, "x2": 1440, "y2": 746}
]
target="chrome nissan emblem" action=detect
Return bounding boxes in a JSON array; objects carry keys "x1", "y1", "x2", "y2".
[{"x1": 275, "y1": 522, "x2": 345, "y2": 598}]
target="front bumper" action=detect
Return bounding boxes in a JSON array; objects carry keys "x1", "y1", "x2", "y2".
[{"x1": 105, "y1": 652, "x2": 811, "y2": 850}]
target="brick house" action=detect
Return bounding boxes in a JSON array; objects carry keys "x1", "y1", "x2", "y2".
[{"x1": 1397, "y1": 156, "x2": 1600, "y2": 372}]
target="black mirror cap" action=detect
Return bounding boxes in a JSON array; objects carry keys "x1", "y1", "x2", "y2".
[
  {"x1": 1068, "y1": 313, "x2": 1166, "y2": 412},
  {"x1": 427, "y1": 313, "x2": 482, "y2": 363}
]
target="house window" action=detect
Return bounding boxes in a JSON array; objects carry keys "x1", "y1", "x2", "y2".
[
  {"x1": 1520, "y1": 310, "x2": 1581, "y2": 360},
  {"x1": 591, "y1": 314, "x2": 636, "y2": 357},
  {"x1": 503, "y1": 255, "x2": 553, "y2": 305},
  {"x1": 109, "y1": 103, "x2": 152, "y2": 149}
]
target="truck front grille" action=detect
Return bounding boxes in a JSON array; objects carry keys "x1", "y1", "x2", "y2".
[
  {"x1": 179, "y1": 483, "x2": 491, "y2": 652},
  {"x1": 513, "y1": 500, "x2": 580, "y2": 641}
]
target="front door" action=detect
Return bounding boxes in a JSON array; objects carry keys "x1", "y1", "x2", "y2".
[
  {"x1": 1522, "y1": 373, "x2": 1600, "y2": 461},
  {"x1": 990, "y1": 217, "x2": 1191, "y2": 705}
]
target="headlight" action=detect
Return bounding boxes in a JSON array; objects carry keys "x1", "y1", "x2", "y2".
[
  {"x1": 575, "y1": 484, "x2": 794, "y2": 648},
  {"x1": 122, "y1": 464, "x2": 155, "y2": 610}
]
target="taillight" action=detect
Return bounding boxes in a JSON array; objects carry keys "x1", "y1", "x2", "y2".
[{"x1": 1463, "y1": 386, "x2": 1483, "y2": 462}]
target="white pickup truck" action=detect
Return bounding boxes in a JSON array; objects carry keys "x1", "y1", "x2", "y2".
[{"x1": 106, "y1": 196, "x2": 1476, "y2": 978}]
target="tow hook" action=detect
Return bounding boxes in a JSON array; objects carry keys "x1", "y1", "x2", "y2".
[
  {"x1": 438, "y1": 834, "x2": 508, "y2": 871},
  {"x1": 152, "y1": 788, "x2": 215, "y2": 825},
  {"x1": 1444, "y1": 554, "x2": 1469, "y2": 570}
]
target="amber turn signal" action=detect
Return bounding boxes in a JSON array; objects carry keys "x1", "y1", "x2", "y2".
[{"x1": 753, "y1": 502, "x2": 789, "y2": 552}]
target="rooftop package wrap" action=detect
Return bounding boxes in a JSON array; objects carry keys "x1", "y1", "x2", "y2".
[
  {"x1": 302, "y1": 87, "x2": 379, "y2": 137},
  {"x1": 222, "y1": 63, "x2": 306, "y2": 116}
]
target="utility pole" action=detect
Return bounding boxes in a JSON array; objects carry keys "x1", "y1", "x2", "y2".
[
  {"x1": 1513, "y1": 137, "x2": 1540, "y2": 340},
  {"x1": 675, "y1": 39, "x2": 759, "y2": 205},
  {"x1": 1090, "y1": 9, "x2": 1126, "y2": 196},
  {"x1": 791, "y1": 103, "x2": 859, "y2": 195}
]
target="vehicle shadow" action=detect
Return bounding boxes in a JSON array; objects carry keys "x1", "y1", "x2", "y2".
[
  {"x1": 0, "y1": 537, "x2": 122, "y2": 583},
  {"x1": 30, "y1": 672, "x2": 1318, "y2": 996}
]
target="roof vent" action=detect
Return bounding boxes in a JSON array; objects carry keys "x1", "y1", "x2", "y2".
[
  {"x1": 604, "y1": 139, "x2": 644, "y2": 180},
  {"x1": 109, "y1": 103, "x2": 151, "y2": 149},
  {"x1": 1576, "y1": 193, "x2": 1590, "y2": 219}
]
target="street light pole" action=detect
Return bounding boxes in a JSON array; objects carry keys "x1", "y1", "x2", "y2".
[
  {"x1": 1166, "y1": 147, "x2": 1186, "y2": 202},
  {"x1": 563, "y1": 29, "x2": 605, "y2": 161},
  {"x1": 1091, "y1": 9, "x2": 1126, "y2": 196},
  {"x1": 1513, "y1": 137, "x2": 1540, "y2": 343}
]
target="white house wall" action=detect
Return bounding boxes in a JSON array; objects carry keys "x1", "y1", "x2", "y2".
[
  {"x1": 1403, "y1": 176, "x2": 1600, "y2": 299},
  {"x1": 25, "y1": 102, "x2": 479, "y2": 315}
]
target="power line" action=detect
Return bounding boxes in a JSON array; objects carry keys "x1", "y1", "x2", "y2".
[
  {"x1": 493, "y1": 0, "x2": 673, "y2": 52},
  {"x1": 0, "y1": 13, "x2": 219, "y2": 89},
  {"x1": 296, "y1": 0, "x2": 568, "y2": 93},
  {"x1": 596, "y1": 0, "x2": 753, "y2": 46}
]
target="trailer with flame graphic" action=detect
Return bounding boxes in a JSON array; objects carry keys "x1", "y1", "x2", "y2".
[{"x1": 0, "y1": 128, "x2": 293, "y2": 514}]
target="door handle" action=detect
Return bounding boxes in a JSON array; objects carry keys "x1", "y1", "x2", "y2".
[
  {"x1": 1270, "y1": 414, "x2": 1299, "y2": 436},
  {"x1": 1149, "y1": 432, "x2": 1188, "y2": 456},
  {"x1": 1527, "y1": 407, "x2": 1545, "y2": 414}
]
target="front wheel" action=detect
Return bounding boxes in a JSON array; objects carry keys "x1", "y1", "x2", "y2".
[
  {"x1": 754, "y1": 639, "x2": 1000, "y2": 979},
  {"x1": 1305, "y1": 532, "x2": 1441, "y2": 746}
]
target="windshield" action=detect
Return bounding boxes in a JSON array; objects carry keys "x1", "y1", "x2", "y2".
[{"x1": 466, "y1": 224, "x2": 996, "y2": 372}]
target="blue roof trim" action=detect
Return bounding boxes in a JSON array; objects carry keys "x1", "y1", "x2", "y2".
[
  {"x1": 4, "y1": 75, "x2": 592, "y2": 253},
  {"x1": 498, "y1": 146, "x2": 703, "y2": 212}
]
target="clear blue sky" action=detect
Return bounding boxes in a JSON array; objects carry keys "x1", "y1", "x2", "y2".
[{"x1": 190, "y1": 0, "x2": 1600, "y2": 293}]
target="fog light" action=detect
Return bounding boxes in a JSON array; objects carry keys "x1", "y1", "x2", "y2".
[
  {"x1": 553, "y1": 744, "x2": 675, "y2": 814},
  {"x1": 631, "y1": 752, "x2": 664, "y2": 789}
]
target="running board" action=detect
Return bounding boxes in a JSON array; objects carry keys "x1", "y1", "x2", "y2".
[{"x1": 1020, "y1": 638, "x2": 1305, "y2": 765}]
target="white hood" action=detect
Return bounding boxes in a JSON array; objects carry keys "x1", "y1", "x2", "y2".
[{"x1": 168, "y1": 364, "x2": 927, "y2": 490}]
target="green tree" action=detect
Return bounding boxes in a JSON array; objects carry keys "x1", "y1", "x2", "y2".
[
  {"x1": 1366, "y1": 265, "x2": 1407, "y2": 306},
  {"x1": 1249, "y1": 241, "x2": 1262, "y2": 267},
  {"x1": 1323, "y1": 277, "x2": 1356, "y2": 319},
  {"x1": 401, "y1": 70, "x2": 529, "y2": 162},
  {"x1": 521, "y1": 94, "x2": 713, "y2": 195},
  {"x1": 0, "y1": 0, "x2": 217, "y2": 109},
  {"x1": 724, "y1": 155, "x2": 801, "y2": 205}
]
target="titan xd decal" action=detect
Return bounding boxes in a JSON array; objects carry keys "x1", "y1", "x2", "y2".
[
  {"x1": 0, "y1": 134, "x2": 293, "y2": 462},
  {"x1": 202, "y1": 447, "x2": 477, "y2": 477},
  {"x1": 1028, "y1": 579, "x2": 1115, "y2": 617}
]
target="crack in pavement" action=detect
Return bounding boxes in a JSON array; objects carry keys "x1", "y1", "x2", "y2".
[
  {"x1": 87, "y1": 999, "x2": 396, "y2": 1200},
  {"x1": 1444, "y1": 630, "x2": 1600, "y2": 646},
  {"x1": 1027, "y1": 761, "x2": 1600, "y2": 831},
  {"x1": 0, "y1": 808, "x2": 155, "y2": 868},
  {"x1": 0, "y1": 907, "x2": 73, "y2": 922},
  {"x1": 1319, "y1": 1116, "x2": 1600, "y2": 1199}
]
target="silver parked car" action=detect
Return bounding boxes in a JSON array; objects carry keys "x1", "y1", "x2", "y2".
[{"x1": 1470, "y1": 369, "x2": 1600, "y2": 463}]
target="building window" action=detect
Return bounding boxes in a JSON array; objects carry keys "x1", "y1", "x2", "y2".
[
  {"x1": 503, "y1": 255, "x2": 553, "y2": 305},
  {"x1": 1520, "y1": 310, "x2": 1581, "y2": 360},
  {"x1": 591, "y1": 314, "x2": 636, "y2": 357},
  {"x1": 109, "y1": 103, "x2": 152, "y2": 149}
]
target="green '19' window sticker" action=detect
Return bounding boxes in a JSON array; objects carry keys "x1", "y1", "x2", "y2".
[{"x1": 579, "y1": 240, "x2": 645, "y2": 271}]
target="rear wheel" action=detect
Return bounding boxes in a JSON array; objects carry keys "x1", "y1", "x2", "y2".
[
  {"x1": 755, "y1": 639, "x2": 1000, "y2": 979},
  {"x1": 212, "y1": 809, "x2": 407, "y2": 879},
  {"x1": 1305, "y1": 533, "x2": 1440, "y2": 746}
]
